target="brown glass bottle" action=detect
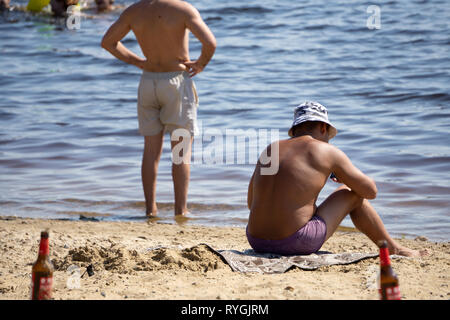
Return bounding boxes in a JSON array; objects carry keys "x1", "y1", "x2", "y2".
[
  {"x1": 378, "y1": 240, "x2": 401, "y2": 300},
  {"x1": 31, "y1": 230, "x2": 54, "y2": 300}
]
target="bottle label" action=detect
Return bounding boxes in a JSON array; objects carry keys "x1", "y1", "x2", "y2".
[
  {"x1": 379, "y1": 247, "x2": 391, "y2": 267},
  {"x1": 39, "y1": 238, "x2": 49, "y2": 256},
  {"x1": 31, "y1": 274, "x2": 53, "y2": 300},
  {"x1": 379, "y1": 285, "x2": 401, "y2": 300}
]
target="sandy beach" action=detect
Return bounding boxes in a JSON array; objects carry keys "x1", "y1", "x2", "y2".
[{"x1": 0, "y1": 216, "x2": 448, "y2": 300}]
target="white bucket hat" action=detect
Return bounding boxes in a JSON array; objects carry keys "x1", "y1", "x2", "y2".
[{"x1": 288, "y1": 101, "x2": 337, "y2": 139}]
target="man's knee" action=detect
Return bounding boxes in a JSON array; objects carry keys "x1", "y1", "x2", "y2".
[
  {"x1": 347, "y1": 190, "x2": 364, "y2": 210},
  {"x1": 336, "y1": 186, "x2": 363, "y2": 209}
]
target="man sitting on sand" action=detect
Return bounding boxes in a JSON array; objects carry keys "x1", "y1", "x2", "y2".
[{"x1": 247, "y1": 101, "x2": 426, "y2": 257}]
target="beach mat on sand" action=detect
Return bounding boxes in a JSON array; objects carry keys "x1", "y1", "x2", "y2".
[
  {"x1": 212, "y1": 247, "x2": 379, "y2": 274},
  {"x1": 145, "y1": 244, "x2": 382, "y2": 274}
]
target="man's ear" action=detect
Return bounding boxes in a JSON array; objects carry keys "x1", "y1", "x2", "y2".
[{"x1": 320, "y1": 122, "x2": 327, "y2": 134}]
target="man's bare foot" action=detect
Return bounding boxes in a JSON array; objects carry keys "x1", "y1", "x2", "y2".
[
  {"x1": 391, "y1": 245, "x2": 429, "y2": 257},
  {"x1": 145, "y1": 203, "x2": 158, "y2": 217},
  {"x1": 174, "y1": 212, "x2": 190, "y2": 225},
  {"x1": 146, "y1": 209, "x2": 158, "y2": 217}
]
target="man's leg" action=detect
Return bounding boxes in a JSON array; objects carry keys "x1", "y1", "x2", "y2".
[
  {"x1": 170, "y1": 134, "x2": 194, "y2": 216},
  {"x1": 142, "y1": 131, "x2": 164, "y2": 216},
  {"x1": 316, "y1": 185, "x2": 424, "y2": 257},
  {"x1": 315, "y1": 185, "x2": 362, "y2": 242}
]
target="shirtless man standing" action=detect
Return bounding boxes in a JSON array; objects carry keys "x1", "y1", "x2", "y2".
[
  {"x1": 247, "y1": 101, "x2": 425, "y2": 257},
  {"x1": 101, "y1": 0, "x2": 216, "y2": 216}
]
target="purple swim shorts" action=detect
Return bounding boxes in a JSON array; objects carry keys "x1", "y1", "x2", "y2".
[{"x1": 246, "y1": 215, "x2": 327, "y2": 255}]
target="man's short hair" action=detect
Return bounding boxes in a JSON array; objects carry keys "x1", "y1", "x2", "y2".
[{"x1": 291, "y1": 121, "x2": 329, "y2": 137}]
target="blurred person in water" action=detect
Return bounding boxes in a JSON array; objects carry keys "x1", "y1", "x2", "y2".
[
  {"x1": 0, "y1": 0, "x2": 10, "y2": 10},
  {"x1": 95, "y1": 0, "x2": 114, "y2": 12},
  {"x1": 50, "y1": 0, "x2": 78, "y2": 16},
  {"x1": 50, "y1": 0, "x2": 117, "y2": 16},
  {"x1": 2, "y1": 0, "x2": 118, "y2": 15}
]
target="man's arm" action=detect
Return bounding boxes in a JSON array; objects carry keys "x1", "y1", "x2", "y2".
[
  {"x1": 330, "y1": 146, "x2": 378, "y2": 199},
  {"x1": 101, "y1": 7, "x2": 145, "y2": 69},
  {"x1": 247, "y1": 169, "x2": 256, "y2": 210},
  {"x1": 183, "y1": 4, "x2": 216, "y2": 77}
]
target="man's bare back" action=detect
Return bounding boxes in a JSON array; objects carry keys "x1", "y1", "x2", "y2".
[
  {"x1": 248, "y1": 136, "x2": 336, "y2": 240},
  {"x1": 101, "y1": 0, "x2": 216, "y2": 76},
  {"x1": 247, "y1": 129, "x2": 378, "y2": 240},
  {"x1": 126, "y1": 0, "x2": 190, "y2": 72},
  {"x1": 247, "y1": 102, "x2": 425, "y2": 257},
  {"x1": 249, "y1": 136, "x2": 344, "y2": 240}
]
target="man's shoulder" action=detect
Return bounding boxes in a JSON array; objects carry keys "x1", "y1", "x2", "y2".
[
  {"x1": 287, "y1": 137, "x2": 333, "y2": 152},
  {"x1": 173, "y1": 0, "x2": 196, "y2": 9},
  {"x1": 292, "y1": 138, "x2": 342, "y2": 162},
  {"x1": 172, "y1": 0, "x2": 200, "y2": 16},
  {"x1": 120, "y1": 1, "x2": 141, "y2": 16},
  {"x1": 311, "y1": 139, "x2": 341, "y2": 157}
]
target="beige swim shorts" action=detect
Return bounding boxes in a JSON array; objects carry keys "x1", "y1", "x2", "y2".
[{"x1": 137, "y1": 71, "x2": 199, "y2": 136}]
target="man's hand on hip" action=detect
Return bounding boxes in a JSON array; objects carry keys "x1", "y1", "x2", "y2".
[
  {"x1": 183, "y1": 60, "x2": 204, "y2": 77},
  {"x1": 133, "y1": 58, "x2": 147, "y2": 70}
]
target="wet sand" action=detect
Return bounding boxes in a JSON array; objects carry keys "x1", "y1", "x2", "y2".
[{"x1": 0, "y1": 217, "x2": 448, "y2": 300}]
